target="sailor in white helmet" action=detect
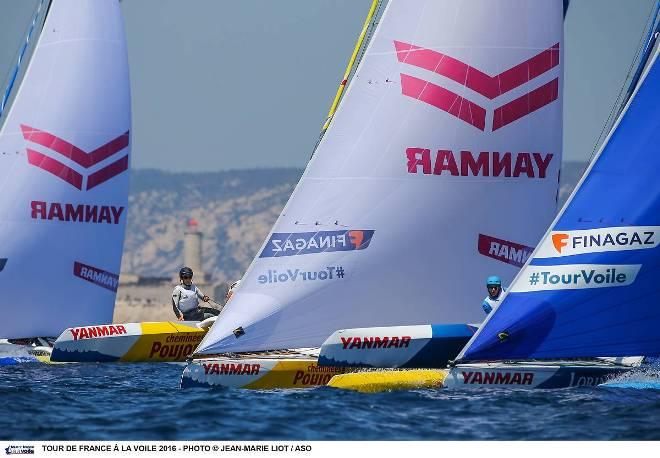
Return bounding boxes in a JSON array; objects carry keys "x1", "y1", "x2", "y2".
[{"x1": 172, "y1": 267, "x2": 219, "y2": 321}]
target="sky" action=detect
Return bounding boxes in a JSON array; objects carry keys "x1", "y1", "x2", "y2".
[{"x1": 0, "y1": 0, "x2": 657, "y2": 171}]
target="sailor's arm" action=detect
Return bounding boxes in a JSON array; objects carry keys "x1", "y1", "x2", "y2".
[
  {"x1": 195, "y1": 287, "x2": 210, "y2": 302},
  {"x1": 482, "y1": 299, "x2": 492, "y2": 315},
  {"x1": 172, "y1": 289, "x2": 184, "y2": 320}
]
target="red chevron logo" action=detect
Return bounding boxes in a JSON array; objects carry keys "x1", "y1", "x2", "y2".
[
  {"x1": 394, "y1": 41, "x2": 560, "y2": 131},
  {"x1": 21, "y1": 125, "x2": 129, "y2": 190}
]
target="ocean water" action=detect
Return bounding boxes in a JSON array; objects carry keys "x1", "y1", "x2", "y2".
[{"x1": 1, "y1": 363, "x2": 660, "y2": 441}]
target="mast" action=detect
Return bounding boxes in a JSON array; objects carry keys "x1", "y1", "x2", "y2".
[
  {"x1": 320, "y1": 0, "x2": 382, "y2": 134},
  {"x1": 0, "y1": 0, "x2": 50, "y2": 122}
]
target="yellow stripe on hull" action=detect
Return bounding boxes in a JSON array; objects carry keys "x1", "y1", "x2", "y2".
[
  {"x1": 120, "y1": 322, "x2": 206, "y2": 362},
  {"x1": 51, "y1": 321, "x2": 207, "y2": 363},
  {"x1": 181, "y1": 356, "x2": 351, "y2": 389},
  {"x1": 327, "y1": 369, "x2": 448, "y2": 393}
]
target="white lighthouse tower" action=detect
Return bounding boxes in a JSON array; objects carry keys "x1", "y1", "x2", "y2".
[{"x1": 183, "y1": 218, "x2": 207, "y2": 285}]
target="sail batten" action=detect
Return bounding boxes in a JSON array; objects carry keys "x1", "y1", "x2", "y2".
[{"x1": 197, "y1": 0, "x2": 564, "y2": 355}]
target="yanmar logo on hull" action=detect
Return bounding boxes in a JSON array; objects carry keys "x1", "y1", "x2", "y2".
[
  {"x1": 394, "y1": 41, "x2": 560, "y2": 131},
  {"x1": 340, "y1": 336, "x2": 412, "y2": 350},
  {"x1": 203, "y1": 362, "x2": 260, "y2": 376},
  {"x1": 22, "y1": 125, "x2": 129, "y2": 190},
  {"x1": 461, "y1": 371, "x2": 534, "y2": 385},
  {"x1": 260, "y1": 230, "x2": 374, "y2": 258},
  {"x1": 70, "y1": 325, "x2": 127, "y2": 341},
  {"x1": 535, "y1": 227, "x2": 660, "y2": 258}
]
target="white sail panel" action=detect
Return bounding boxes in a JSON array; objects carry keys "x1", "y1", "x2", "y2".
[
  {"x1": 198, "y1": 0, "x2": 563, "y2": 354},
  {"x1": 0, "y1": 0, "x2": 130, "y2": 338}
]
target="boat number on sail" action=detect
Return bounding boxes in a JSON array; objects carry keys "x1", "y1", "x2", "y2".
[
  {"x1": 258, "y1": 266, "x2": 345, "y2": 285},
  {"x1": 73, "y1": 261, "x2": 119, "y2": 292},
  {"x1": 535, "y1": 227, "x2": 660, "y2": 258},
  {"x1": 260, "y1": 230, "x2": 374, "y2": 257},
  {"x1": 511, "y1": 264, "x2": 641, "y2": 292}
]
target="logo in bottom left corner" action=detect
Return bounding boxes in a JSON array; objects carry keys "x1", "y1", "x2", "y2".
[{"x1": 5, "y1": 445, "x2": 34, "y2": 455}]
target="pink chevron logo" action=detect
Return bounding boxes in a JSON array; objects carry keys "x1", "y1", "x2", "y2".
[
  {"x1": 394, "y1": 41, "x2": 560, "y2": 131},
  {"x1": 21, "y1": 125, "x2": 129, "y2": 190}
]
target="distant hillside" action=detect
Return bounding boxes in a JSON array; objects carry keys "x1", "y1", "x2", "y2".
[
  {"x1": 123, "y1": 161, "x2": 588, "y2": 281},
  {"x1": 122, "y1": 168, "x2": 302, "y2": 282}
]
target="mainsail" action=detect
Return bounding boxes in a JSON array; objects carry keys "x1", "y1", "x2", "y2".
[
  {"x1": 197, "y1": 0, "x2": 564, "y2": 354},
  {"x1": 0, "y1": 0, "x2": 131, "y2": 338},
  {"x1": 458, "y1": 39, "x2": 660, "y2": 361}
]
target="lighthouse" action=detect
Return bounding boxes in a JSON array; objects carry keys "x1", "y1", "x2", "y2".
[{"x1": 183, "y1": 218, "x2": 207, "y2": 284}]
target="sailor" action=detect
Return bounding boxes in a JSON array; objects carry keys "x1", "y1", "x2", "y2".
[
  {"x1": 225, "y1": 280, "x2": 241, "y2": 304},
  {"x1": 172, "y1": 267, "x2": 219, "y2": 321},
  {"x1": 482, "y1": 275, "x2": 506, "y2": 315}
]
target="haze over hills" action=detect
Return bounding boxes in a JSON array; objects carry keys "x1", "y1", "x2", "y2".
[{"x1": 122, "y1": 162, "x2": 588, "y2": 283}]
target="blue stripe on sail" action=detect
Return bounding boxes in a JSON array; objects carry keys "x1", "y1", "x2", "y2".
[{"x1": 462, "y1": 48, "x2": 660, "y2": 361}]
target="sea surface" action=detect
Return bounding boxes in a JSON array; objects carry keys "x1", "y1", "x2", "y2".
[{"x1": 1, "y1": 362, "x2": 660, "y2": 441}]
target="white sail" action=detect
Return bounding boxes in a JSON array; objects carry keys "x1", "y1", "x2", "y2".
[
  {"x1": 197, "y1": 0, "x2": 564, "y2": 354},
  {"x1": 0, "y1": 0, "x2": 130, "y2": 338}
]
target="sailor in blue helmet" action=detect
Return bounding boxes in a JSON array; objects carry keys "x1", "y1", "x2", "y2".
[
  {"x1": 482, "y1": 275, "x2": 506, "y2": 315},
  {"x1": 171, "y1": 267, "x2": 219, "y2": 321}
]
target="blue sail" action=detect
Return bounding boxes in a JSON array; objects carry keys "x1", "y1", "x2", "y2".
[{"x1": 460, "y1": 45, "x2": 660, "y2": 361}]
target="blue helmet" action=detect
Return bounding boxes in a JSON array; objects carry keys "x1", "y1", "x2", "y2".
[{"x1": 486, "y1": 275, "x2": 501, "y2": 287}]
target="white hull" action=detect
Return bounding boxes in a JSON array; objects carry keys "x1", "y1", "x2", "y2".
[
  {"x1": 0, "y1": 339, "x2": 53, "y2": 365},
  {"x1": 444, "y1": 359, "x2": 642, "y2": 389},
  {"x1": 180, "y1": 348, "x2": 351, "y2": 390}
]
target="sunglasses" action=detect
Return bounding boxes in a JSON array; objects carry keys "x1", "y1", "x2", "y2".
[{"x1": 182, "y1": 275, "x2": 192, "y2": 280}]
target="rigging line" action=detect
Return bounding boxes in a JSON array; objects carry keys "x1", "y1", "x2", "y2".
[
  {"x1": 0, "y1": 0, "x2": 48, "y2": 119},
  {"x1": 320, "y1": 0, "x2": 380, "y2": 134},
  {"x1": 586, "y1": 1, "x2": 659, "y2": 166},
  {"x1": 307, "y1": 0, "x2": 381, "y2": 162}
]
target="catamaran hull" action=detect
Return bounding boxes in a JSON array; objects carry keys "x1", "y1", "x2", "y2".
[
  {"x1": 319, "y1": 324, "x2": 477, "y2": 369},
  {"x1": 181, "y1": 355, "x2": 350, "y2": 389},
  {"x1": 50, "y1": 322, "x2": 206, "y2": 363},
  {"x1": 444, "y1": 362, "x2": 635, "y2": 389},
  {"x1": 0, "y1": 342, "x2": 52, "y2": 365}
]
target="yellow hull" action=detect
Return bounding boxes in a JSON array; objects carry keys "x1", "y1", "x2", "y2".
[
  {"x1": 327, "y1": 369, "x2": 448, "y2": 393},
  {"x1": 181, "y1": 354, "x2": 351, "y2": 389},
  {"x1": 51, "y1": 321, "x2": 207, "y2": 362}
]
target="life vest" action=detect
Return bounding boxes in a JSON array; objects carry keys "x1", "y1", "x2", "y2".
[{"x1": 172, "y1": 284, "x2": 203, "y2": 313}]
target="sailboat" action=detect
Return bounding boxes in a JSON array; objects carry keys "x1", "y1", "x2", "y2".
[
  {"x1": 441, "y1": 7, "x2": 660, "y2": 389},
  {"x1": 181, "y1": 0, "x2": 564, "y2": 389},
  {"x1": 0, "y1": 0, "x2": 131, "y2": 364}
]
